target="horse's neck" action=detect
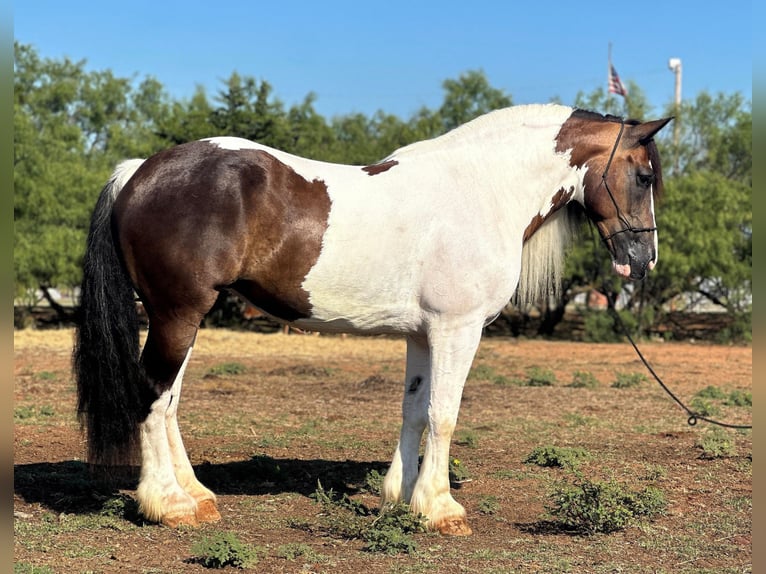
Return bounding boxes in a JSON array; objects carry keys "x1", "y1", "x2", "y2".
[{"x1": 392, "y1": 105, "x2": 583, "y2": 214}]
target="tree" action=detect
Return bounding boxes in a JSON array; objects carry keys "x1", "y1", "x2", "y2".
[
  {"x1": 437, "y1": 70, "x2": 512, "y2": 132},
  {"x1": 13, "y1": 43, "x2": 172, "y2": 320}
]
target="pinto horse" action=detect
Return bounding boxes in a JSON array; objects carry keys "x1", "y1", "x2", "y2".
[{"x1": 74, "y1": 104, "x2": 670, "y2": 535}]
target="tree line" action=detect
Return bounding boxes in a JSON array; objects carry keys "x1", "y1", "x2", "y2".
[{"x1": 13, "y1": 42, "x2": 751, "y2": 340}]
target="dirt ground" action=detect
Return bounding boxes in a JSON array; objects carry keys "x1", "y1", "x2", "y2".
[{"x1": 14, "y1": 329, "x2": 752, "y2": 573}]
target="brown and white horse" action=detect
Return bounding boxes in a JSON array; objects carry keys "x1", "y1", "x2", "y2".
[{"x1": 74, "y1": 104, "x2": 670, "y2": 535}]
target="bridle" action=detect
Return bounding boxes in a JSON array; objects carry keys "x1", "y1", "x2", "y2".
[{"x1": 598, "y1": 120, "x2": 658, "y2": 244}]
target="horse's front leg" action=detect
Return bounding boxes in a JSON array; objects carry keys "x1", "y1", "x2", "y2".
[
  {"x1": 382, "y1": 335, "x2": 430, "y2": 506},
  {"x1": 409, "y1": 319, "x2": 483, "y2": 536}
]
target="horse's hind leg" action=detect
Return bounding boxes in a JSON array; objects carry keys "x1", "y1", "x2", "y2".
[
  {"x1": 137, "y1": 313, "x2": 217, "y2": 527},
  {"x1": 164, "y1": 348, "x2": 221, "y2": 524}
]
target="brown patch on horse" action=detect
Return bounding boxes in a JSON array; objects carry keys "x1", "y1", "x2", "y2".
[
  {"x1": 114, "y1": 141, "x2": 331, "y2": 326},
  {"x1": 522, "y1": 186, "x2": 576, "y2": 242},
  {"x1": 362, "y1": 159, "x2": 399, "y2": 175}
]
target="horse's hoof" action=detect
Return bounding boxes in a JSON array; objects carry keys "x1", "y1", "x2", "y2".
[
  {"x1": 195, "y1": 499, "x2": 222, "y2": 523},
  {"x1": 161, "y1": 512, "x2": 199, "y2": 528},
  {"x1": 436, "y1": 517, "x2": 473, "y2": 536}
]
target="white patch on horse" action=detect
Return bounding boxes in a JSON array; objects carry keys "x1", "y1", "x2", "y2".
[{"x1": 296, "y1": 104, "x2": 585, "y2": 333}]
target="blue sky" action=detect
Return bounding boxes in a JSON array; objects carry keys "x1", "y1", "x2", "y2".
[{"x1": 15, "y1": 0, "x2": 752, "y2": 120}]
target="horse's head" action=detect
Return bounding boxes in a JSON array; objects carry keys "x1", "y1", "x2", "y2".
[{"x1": 557, "y1": 111, "x2": 672, "y2": 280}]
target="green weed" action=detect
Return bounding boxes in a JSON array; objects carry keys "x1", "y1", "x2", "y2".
[
  {"x1": 205, "y1": 362, "x2": 246, "y2": 377},
  {"x1": 695, "y1": 385, "x2": 727, "y2": 400},
  {"x1": 546, "y1": 474, "x2": 666, "y2": 534},
  {"x1": 454, "y1": 430, "x2": 479, "y2": 448},
  {"x1": 725, "y1": 389, "x2": 752, "y2": 407},
  {"x1": 611, "y1": 372, "x2": 648, "y2": 388},
  {"x1": 470, "y1": 363, "x2": 513, "y2": 386},
  {"x1": 14, "y1": 565, "x2": 54, "y2": 574},
  {"x1": 448, "y1": 457, "x2": 471, "y2": 483},
  {"x1": 697, "y1": 428, "x2": 737, "y2": 459},
  {"x1": 690, "y1": 397, "x2": 721, "y2": 417},
  {"x1": 190, "y1": 531, "x2": 261, "y2": 569},
  {"x1": 477, "y1": 495, "x2": 501, "y2": 515},
  {"x1": 524, "y1": 445, "x2": 590, "y2": 470},
  {"x1": 569, "y1": 370, "x2": 599, "y2": 388},
  {"x1": 304, "y1": 482, "x2": 425, "y2": 555},
  {"x1": 524, "y1": 366, "x2": 557, "y2": 386},
  {"x1": 273, "y1": 542, "x2": 326, "y2": 562},
  {"x1": 362, "y1": 469, "x2": 385, "y2": 496}
]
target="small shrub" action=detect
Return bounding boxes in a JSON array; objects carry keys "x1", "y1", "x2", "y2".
[
  {"x1": 697, "y1": 429, "x2": 737, "y2": 459},
  {"x1": 524, "y1": 446, "x2": 590, "y2": 470},
  {"x1": 454, "y1": 430, "x2": 479, "y2": 448},
  {"x1": 470, "y1": 364, "x2": 513, "y2": 386},
  {"x1": 469, "y1": 364, "x2": 497, "y2": 380},
  {"x1": 583, "y1": 309, "x2": 637, "y2": 343},
  {"x1": 546, "y1": 475, "x2": 666, "y2": 534},
  {"x1": 14, "y1": 565, "x2": 54, "y2": 574},
  {"x1": 362, "y1": 469, "x2": 385, "y2": 496},
  {"x1": 99, "y1": 494, "x2": 131, "y2": 518},
  {"x1": 477, "y1": 495, "x2": 501, "y2": 515},
  {"x1": 306, "y1": 483, "x2": 424, "y2": 554},
  {"x1": 190, "y1": 531, "x2": 260, "y2": 569},
  {"x1": 725, "y1": 389, "x2": 752, "y2": 407},
  {"x1": 695, "y1": 385, "x2": 727, "y2": 400},
  {"x1": 449, "y1": 458, "x2": 471, "y2": 483},
  {"x1": 274, "y1": 543, "x2": 323, "y2": 561},
  {"x1": 569, "y1": 371, "x2": 599, "y2": 388},
  {"x1": 363, "y1": 503, "x2": 426, "y2": 555},
  {"x1": 611, "y1": 372, "x2": 647, "y2": 389},
  {"x1": 690, "y1": 397, "x2": 721, "y2": 417},
  {"x1": 14, "y1": 406, "x2": 36, "y2": 420},
  {"x1": 524, "y1": 366, "x2": 556, "y2": 387},
  {"x1": 205, "y1": 362, "x2": 246, "y2": 377}
]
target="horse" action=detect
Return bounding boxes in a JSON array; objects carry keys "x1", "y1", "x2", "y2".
[{"x1": 73, "y1": 103, "x2": 671, "y2": 535}]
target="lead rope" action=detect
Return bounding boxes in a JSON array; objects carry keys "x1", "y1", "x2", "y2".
[{"x1": 600, "y1": 285, "x2": 751, "y2": 430}]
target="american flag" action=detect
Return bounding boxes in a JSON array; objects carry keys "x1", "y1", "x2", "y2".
[{"x1": 608, "y1": 64, "x2": 627, "y2": 97}]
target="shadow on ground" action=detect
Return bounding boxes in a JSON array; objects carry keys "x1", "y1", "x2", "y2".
[{"x1": 14, "y1": 456, "x2": 389, "y2": 518}]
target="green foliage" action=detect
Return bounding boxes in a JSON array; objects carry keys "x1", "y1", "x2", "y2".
[
  {"x1": 546, "y1": 474, "x2": 667, "y2": 534},
  {"x1": 448, "y1": 457, "x2": 471, "y2": 483},
  {"x1": 205, "y1": 362, "x2": 246, "y2": 377},
  {"x1": 582, "y1": 309, "x2": 638, "y2": 343},
  {"x1": 695, "y1": 385, "x2": 727, "y2": 400},
  {"x1": 477, "y1": 495, "x2": 501, "y2": 515},
  {"x1": 454, "y1": 430, "x2": 479, "y2": 448},
  {"x1": 363, "y1": 503, "x2": 426, "y2": 555},
  {"x1": 689, "y1": 397, "x2": 721, "y2": 417},
  {"x1": 14, "y1": 565, "x2": 54, "y2": 574},
  {"x1": 362, "y1": 469, "x2": 385, "y2": 496},
  {"x1": 697, "y1": 429, "x2": 737, "y2": 459},
  {"x1": 190, "y1": 531, "x2": 261, "y2": 569},
  {"x1": 470, "y1": 363, "x2": 513, "y2": 386},
  {"x1": 306, "y1": 482, "x2": 425, "y2": 555},
  {"x1": 524, "y1": 446, "x2": 590, "y2": 470},
  {"x1": 523, "y1": 366, "x2": 557, "y2": 386},
  {"x1": 611, "y1": 372, "x2": 648, "y2": 389},
  {"x1": 273, "y1": 542, "x2": 325, "y2": 562},
  {"x1": 725, "y1": 389, "x2": 752, "y2": 407},
  {"x1": 569, "y1": 371, "x2": 599, "y2": 388}
]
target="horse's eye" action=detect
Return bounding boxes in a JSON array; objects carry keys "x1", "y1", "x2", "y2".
[{"x1": 636, "y1": 171, "x2": 654, "y2": 188}]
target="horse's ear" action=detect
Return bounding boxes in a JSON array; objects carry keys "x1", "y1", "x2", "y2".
[{"x1": 623, "y1": 117, "x2": 673, "y2": 147}]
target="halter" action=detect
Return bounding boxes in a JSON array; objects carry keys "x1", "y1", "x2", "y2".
[{"x1": 598, "y1": 120, "x2": 658, "y2": 244}]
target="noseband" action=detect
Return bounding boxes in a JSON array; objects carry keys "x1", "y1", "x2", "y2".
[{"x1": 599, "y1": 120, "x2": 657, "y2": 243}]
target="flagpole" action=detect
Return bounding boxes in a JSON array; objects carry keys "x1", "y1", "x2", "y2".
[{"x1": 607, "y1": 42, "x2": 612, "y2": 107}]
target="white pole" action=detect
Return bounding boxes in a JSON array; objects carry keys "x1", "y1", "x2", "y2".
[{"x1": 668, "y1": 58, "x2": 682, "y2": 170}]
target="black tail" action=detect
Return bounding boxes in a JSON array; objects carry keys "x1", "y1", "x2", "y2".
[{"x1": 73, "y1": 160, "x2": 148, "y2": 467}]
